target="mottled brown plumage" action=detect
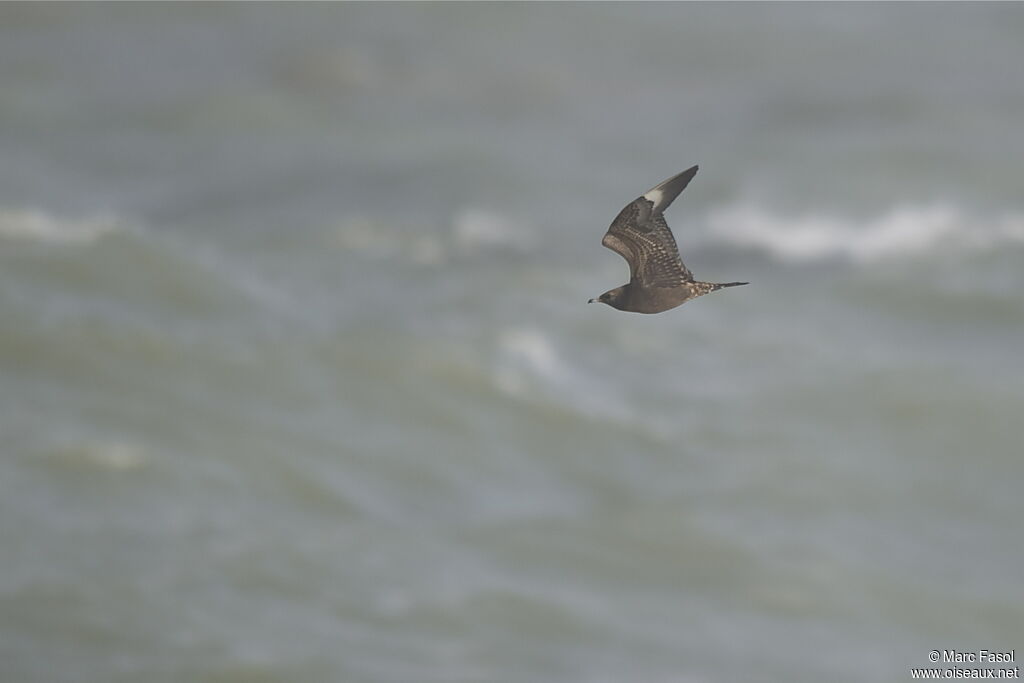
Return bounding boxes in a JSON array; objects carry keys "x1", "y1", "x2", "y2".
[{"x1": 589, "y1": 165, "x2": 747, "y2": 314}]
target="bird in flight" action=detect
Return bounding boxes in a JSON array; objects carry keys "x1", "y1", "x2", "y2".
[{"x1": 589, "y1": 165, "x2": 747, "y2": 314}]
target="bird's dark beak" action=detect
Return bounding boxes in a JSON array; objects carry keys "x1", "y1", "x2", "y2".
[{"x1": 588, "y1": 298, "x2": 597, "y2": 304}]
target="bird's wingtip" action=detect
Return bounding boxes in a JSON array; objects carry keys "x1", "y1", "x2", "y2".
[{"x1": 643, "y1": 165, "x2": 700, "y2": 211}]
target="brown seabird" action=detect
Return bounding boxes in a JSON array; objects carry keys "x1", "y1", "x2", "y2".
[{"x1": 589, "y1": 165, "x2": 747, "y2": 314}]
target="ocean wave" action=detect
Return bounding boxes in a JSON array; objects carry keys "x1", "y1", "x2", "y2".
[
  {"x1": 493, "y1": 326, "x2": 639, "y2": 427},
  {"x1": 333, "y1": 216, "x2": 446, "y2": 266},
  {"x1": 452, "y1": 208, "x2": 535, "y2": 253},
  {"x1": 494, "y1": 327, "x2": 568, "y2": 398},
  {"x1": 333, "y1": 208, "x2": 534, "y2": 266},
  {"x1": 705, "y1": 203, "x2": 1024, "y2": 263},
  {"x1": 37, "y1": 439, "x2": 147, "y2": 472},
  {"x1": 0, "y1": 208, "x2": 123, "y2": 245}
]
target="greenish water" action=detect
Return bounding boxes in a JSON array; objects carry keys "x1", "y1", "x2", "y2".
[{"x1": 1, "y1": 4, "x2": 1022, "y2": 682}]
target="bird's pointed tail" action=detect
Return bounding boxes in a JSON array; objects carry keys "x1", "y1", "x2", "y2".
[{"x1": 711, "y1": 281, "x2": 749, "y2": 291}]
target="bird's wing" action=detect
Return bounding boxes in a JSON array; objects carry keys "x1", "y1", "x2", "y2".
[
  {"x1": 601, "y1": 198, "x2": 694, "y2": 288},
  {"x1": 640, "y1": 165, "x2": 698, "y2": 215}
]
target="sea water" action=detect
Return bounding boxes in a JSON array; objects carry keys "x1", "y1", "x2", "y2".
[{"x1": 1, "y1": 4, "x2": 1022, "y2": 682}]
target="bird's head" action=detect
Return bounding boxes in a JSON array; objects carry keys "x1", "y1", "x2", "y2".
[{"x1": 588, "y1": 286, "x2": 628, "y2": 310}]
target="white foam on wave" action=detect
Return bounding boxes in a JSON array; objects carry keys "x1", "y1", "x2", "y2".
[
  {"x1": 42, "y1": 439, "x2": 147, "y2": 471},
  {"x1": 706, "y1": 203, "x2": 1024, "y2": 263},
  {"x1": 333, "y1": 216, "x2": 446, "y2": 266},
  {"x1": 0, "y1": 208, "x2": 122, "y2": 245},
  {"x1": 334, "y1": 208, "x2": 533, "y2": 266},
  {"x1": 494, "y1": 327, "x2": 632, "y2": 423},
  {"x1": 494, "y1": 327, "x2": 566, "y2": 397},
  {"x1": 334, "y1": 216, "x2": 399, "y2": 252},
  {"x1": 453, "y1": 208, "x2": 535, "y2": 253}
]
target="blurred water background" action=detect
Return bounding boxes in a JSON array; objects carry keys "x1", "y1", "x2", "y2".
[{"x1": 1, "y1": 4, "x2": 1022, "y2": 682}]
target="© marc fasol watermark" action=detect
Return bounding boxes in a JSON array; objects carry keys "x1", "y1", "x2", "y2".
[{"x1": 911, "y1": 650, "x2": 1018, "y2": 679}]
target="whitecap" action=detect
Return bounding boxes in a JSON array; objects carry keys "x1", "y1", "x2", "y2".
[
  {"x1": 87, "y1": 442, "x2": 146, "y2": 470},
  {"x1": 452, "y1": 208, "x2": 535, "y2": 253},
  {"x1": 409, "y1": 235, "x2": 445, "y2": 266},
  {"x1": 333, "y1": 216, "x2": 445, "y2": 266},
  {"x1": 40, "y1": 440, "x2": 147, "y2": 471},
  {"x1": 0, "y1": 208, "x2": 122, "y2": 245},
  {"x1": 706, "y1": 203, "x2": 1024, "y2": 263},
  {"x1": 493, "y1": 327, "x2": 634, "y2": 425},
  {"x1": 331, "y1": 209, "x2": 532, "y2": 265},
  {"x1": 494, "y1": 327, "x2": 565, "y2": 398},
  {"x1": 333, "y1": 216, "x2": 401, "y2": 253}
]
